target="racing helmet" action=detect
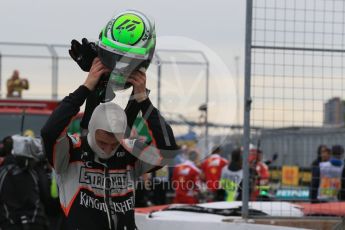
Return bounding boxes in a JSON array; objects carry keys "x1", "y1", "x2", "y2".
[{"x1": 97, "y1": 10, "x2": 156, "y2": 91}]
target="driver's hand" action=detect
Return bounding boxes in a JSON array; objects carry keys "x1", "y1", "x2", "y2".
[
  {"x1": 127, "y1": 70, "x2": 147, "y2": 102},
  {"x1": 83, "y1": 58, "x2": 110, "y2": 91}
]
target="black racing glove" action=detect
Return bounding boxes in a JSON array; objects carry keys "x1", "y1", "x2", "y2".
[{"x1": 68, "y1": 38, "x2": 97, "y2": 72}]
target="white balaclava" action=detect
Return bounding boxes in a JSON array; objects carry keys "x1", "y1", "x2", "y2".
[{"x1": 87, "y1": 103, "x2": 127, "y2": 159}]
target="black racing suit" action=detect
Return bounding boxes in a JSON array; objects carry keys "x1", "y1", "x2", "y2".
[{"x1": 41, "y1": 85, "x2": 178, "y2": 230}]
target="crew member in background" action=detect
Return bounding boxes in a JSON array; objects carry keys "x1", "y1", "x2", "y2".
[
  {"x1": 172, "y1": 150, "x2": 201, "y2": 204},
  {"x1": 310, "y1": 145, "x2": 330, "y2": 202},
  {"x1": 200, "y1": 146, "x2": 228, "y2": 200},
  {"x1": 248, "y1": 148, "x2": 270, "y2": 200},
  {"x1": 218, "y1": 148, "x2": 243, "y2": 201},
  {"x1": 310, "y1": 145, "x2": 344, "y2": 202}
]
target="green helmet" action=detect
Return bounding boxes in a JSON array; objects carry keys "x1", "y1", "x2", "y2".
[{"x1": 97, "y1": 10, "x2": 156, "y2": 90}]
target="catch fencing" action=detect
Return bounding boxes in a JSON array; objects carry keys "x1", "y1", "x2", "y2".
[{"x1": 243, "y1": 0, "x2": 345, "y2": 223}]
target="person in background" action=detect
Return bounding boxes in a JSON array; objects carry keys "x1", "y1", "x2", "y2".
[
  {"x1": 174, "y1": 144, "x2": 188, "y2": 166},
  {"x1": 0, "y1": 135, "x2": 49, "y2": 230},
  {"x1": 135, "y1": 174, "x2": 152, "y2": 207},
  {"x1": 310, "y1": 145, "x2": 329, "y2": 202},
  {"x1": 0, "y1": 136, "x2": 13, "y2": 161},
  {"x1": 6, "y1": 70, "x2": 29, "y2": 98},
  {"x1": 311, "y1": 145, "x2": 344, "y2": 202},
  {"x1": 200, "y1": 146, "x2": 228, "y2": 200},
  {"x1": 248, "y1": 148, "x2": 270, "y2": 200},
  {"x1": 217, "y1": 148, "x2": 243, "y2": 201},
  {"x1": 168, "y1": 145, "x2": 188, "y2": 183},
  {"x1": 166, "y1": 145, "x2": 188, "y2": 203},
  {"x1": 172, "y1": 150, "x2": 201, "y2": 204},
  {"x1": 151, "y1": 165, "x2": 170, "y2": 205},
  {"x1": 312, "y1": 145, "x2": 328, "y2": 167},
  {"x1": 338, "y1": 146, "x2": 345, "y2": 201},
  {"x1": 255, "y1": 150, "x2": 270, "y2": 185},
  {"x1": 320, "y1": 146, "x2": 331, "y2": 162}
]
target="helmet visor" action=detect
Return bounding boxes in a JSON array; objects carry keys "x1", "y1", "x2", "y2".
[{"x1": 97, "y1": 46, "x2": 147, "y2": 91}]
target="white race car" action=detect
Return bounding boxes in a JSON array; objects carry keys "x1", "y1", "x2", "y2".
[{"x1": 136, "y1": 201, "x2": 308, "y2": 230}]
